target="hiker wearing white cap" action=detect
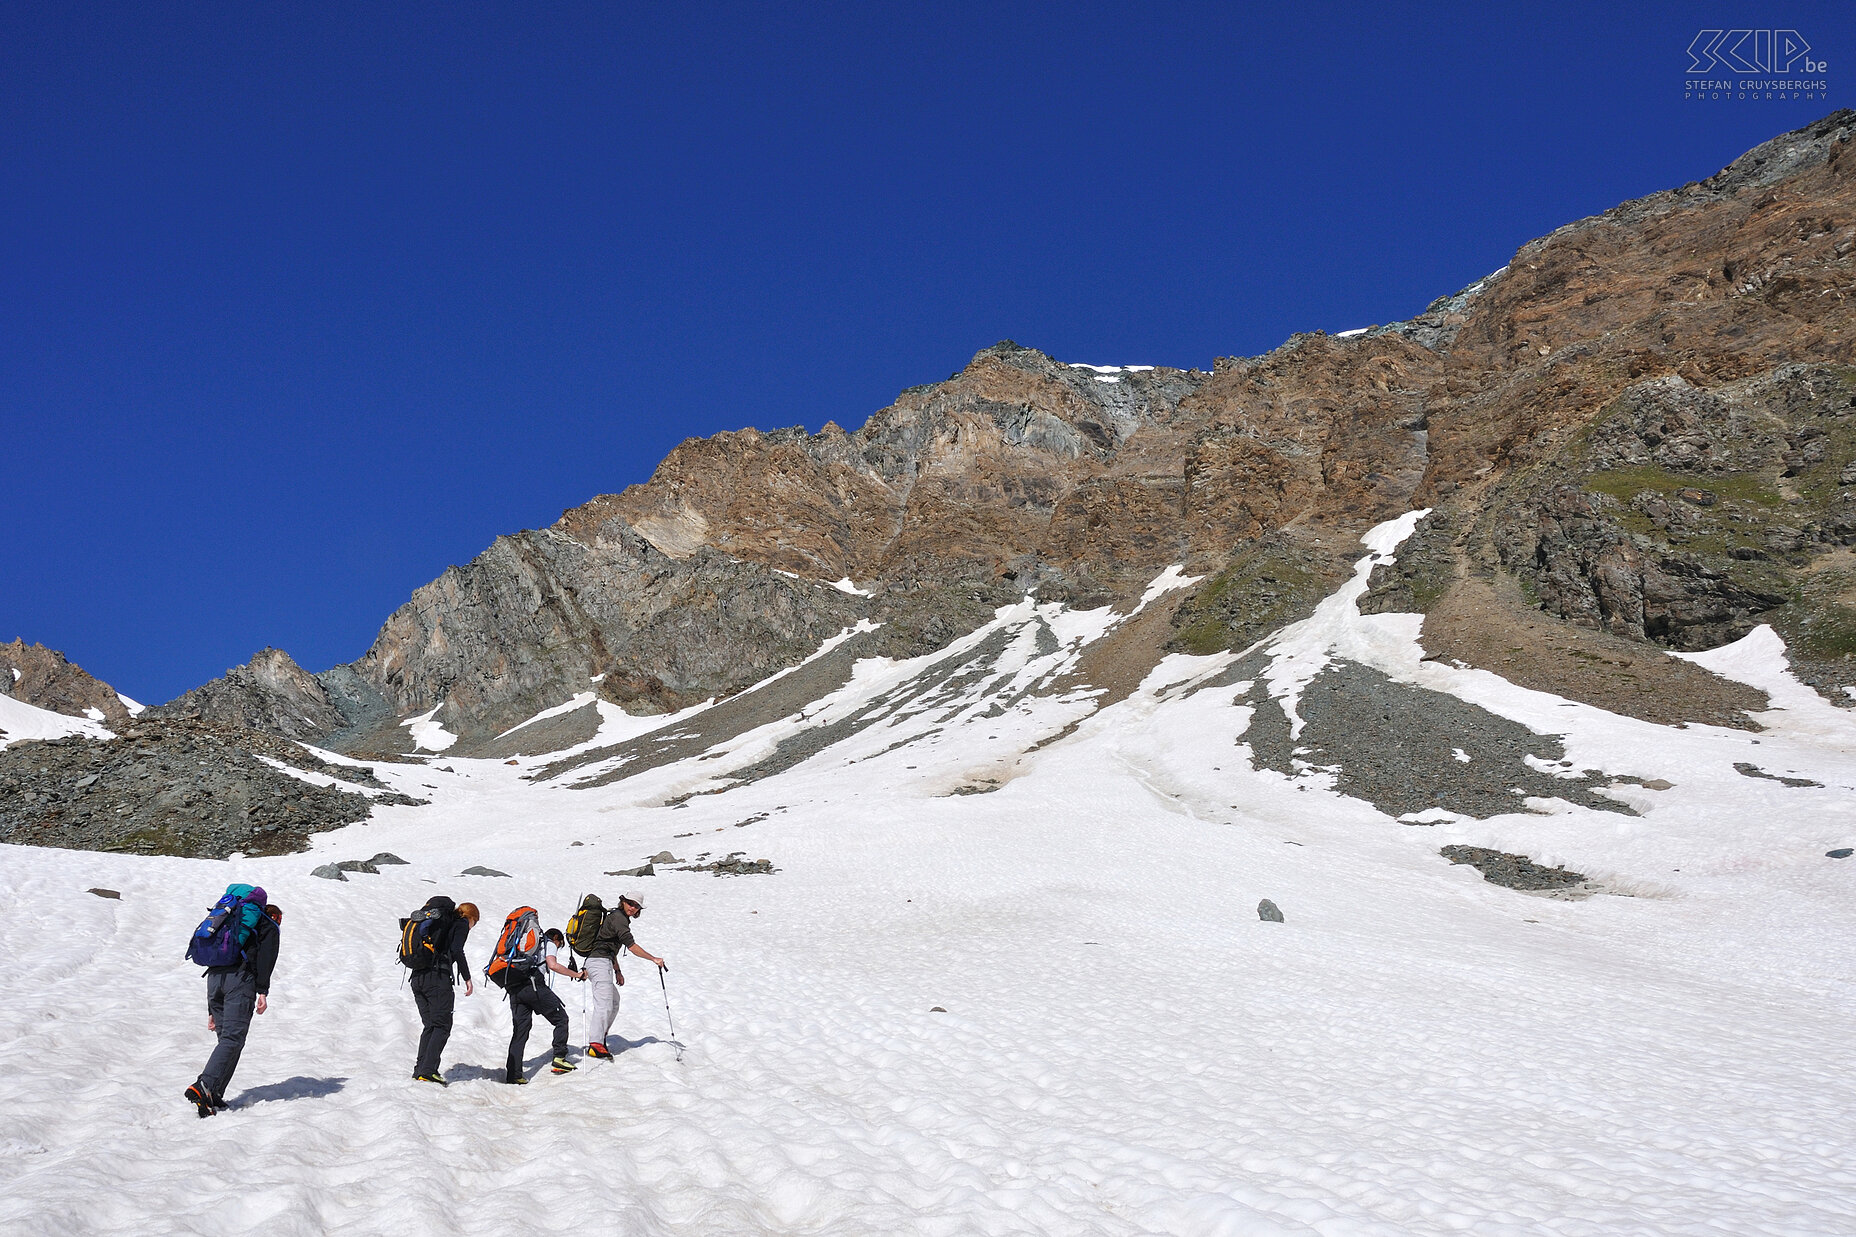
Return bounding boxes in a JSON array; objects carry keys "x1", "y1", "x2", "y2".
[{"x1": 582, "y1": 892, "x2": 666, "y2": 1060}]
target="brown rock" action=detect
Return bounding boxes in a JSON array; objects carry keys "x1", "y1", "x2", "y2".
[{"x1": 0, "y1": 640, "x2": 132, "y2": 727}]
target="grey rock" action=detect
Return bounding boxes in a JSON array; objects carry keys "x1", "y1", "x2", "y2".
[
  {"x1": 87, "y1": 887, "x2": 120, "y2": 899},
  {"x1": 603, "y1": 863, "x2": 655, "y2": 878},
  {"x1": 311, "y1": 864, "x2": 348, "y2": 881},
  {"x1": 152, "y1": 648, "x2": 348, "y2": 741},
  {"x1": 1828, "y1": 848, "x2": 1853, "y2": 859},
  {"x1": 1734, "y1": 762, "x2": 1824, "y2": 788},
  {"x1": 930, "y1": 1006, "x2": 947, "y2": 1013},
  {"x1": 367, "y1": 852, "x2": 409, "y2": 865},
  {"x1": 459, "y1": 865, "x2": 510, "y2": 878},
  {"x1": 648, "y1": 851, "x2": 678, "y2": 863},
  {"x1": 1257, "y1": 899, "x2": 1284, "y2": 923},
  {"x1": 0, "y1": 717, "x2": 380, "y2": 860},
  {"x1": 1441, "y1": 846, "x2": 1586, "y2": 891},
  {"x1": 1236, "y1": 657, "x2": 1634, "y2": 821},
  {"x1": 335, "y1": 859, "x2": 380, "y2": 874},
  {"x1": 689, "y1": 855, "x2": 774, "y2": 877}
]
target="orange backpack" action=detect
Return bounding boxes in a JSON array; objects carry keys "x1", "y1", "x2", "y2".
[{"x1": 484, "y1": 906, "x2": 544, "y2": 987}]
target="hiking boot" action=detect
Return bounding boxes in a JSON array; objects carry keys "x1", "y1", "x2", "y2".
[
  {"x1": 585, "y1": 1043, "x2": 612, "y2": 1060},
  {"x1": 413, "y1": 1072, "x2": 449, "y2": 1087},
  {"x1": 504, "y1": 1074, "x2": 529, "y2": 1085},
  {"x1": 184, "y1": 1081, "x2": 218, "y2": 1119},
  {"x1": 551, "y1": 1056, "x2": 577, "y2": 1074}
]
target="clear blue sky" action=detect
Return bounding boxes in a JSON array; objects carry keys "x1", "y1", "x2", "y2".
[{"x1": 4, "y1": 1, "x2": 1849, "y2": 703}]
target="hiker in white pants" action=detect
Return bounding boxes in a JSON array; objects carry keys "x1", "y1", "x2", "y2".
[{"x1": 583, "y1": 892, "x2": 666, "y2": 1059}]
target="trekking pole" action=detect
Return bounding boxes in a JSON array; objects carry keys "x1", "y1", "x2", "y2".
[{"x1": 658, "y1": 965, "x2": 682, "y2": 1061}]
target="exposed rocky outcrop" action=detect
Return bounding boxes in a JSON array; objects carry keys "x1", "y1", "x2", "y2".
[
  {"x1": 154, "y1": 647, "x2": 350, "y2": 740},
  {"x1": 0, "y1": 716, "x2": 385, "y2": 859},
  {"x1": 0, "y1": 640, "x2": 134, "y2": 726},
  {"x1": 1440, "y1": 846, "x2": 1587, "y2": 892},
  {"x1": 1331, "y1": 111, "x2": 1856, "y2": 705}
]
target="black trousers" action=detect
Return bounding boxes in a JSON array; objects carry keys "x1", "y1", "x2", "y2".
[
  {"x1": 506, "y1": 975, "x2": 570, "y2": 1080},
  {"x1": 411, "y1": 968, "x2": 455, "y2": 1077}
]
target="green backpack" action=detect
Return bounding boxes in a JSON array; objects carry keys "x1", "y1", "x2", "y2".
[{"x1": 566, "y1": 894, "x2": 606, "y2": 955}]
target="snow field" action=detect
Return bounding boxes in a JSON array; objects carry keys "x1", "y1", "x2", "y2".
[
  {"x1": 2, "y1": 523, "x2": 1854, "y2": 1234},
  {"x1": 0, "y1": 692, "x2": 111, "y2": 751}
]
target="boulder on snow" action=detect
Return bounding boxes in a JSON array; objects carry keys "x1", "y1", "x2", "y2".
[
  {"x1": 335, "y1": 859, "x2": 379, "y2": 874},
  {"x1": 311, "y1": 864, "x2": 348, "y2": 881},
  {"x1": 367, "y1": 852, "x2": 409, "y2": 865},
  {"x1": 649, "y1": 851, "x2": 678, "y2": 864},
  {"x1": 459, "y1": 865, "x2": 510, "y2": 878},
  {"x1": 1829, "y1": 848, "x2": 1854, "y2": 859},
  {"x1": 604, "y1": 863, "x2": 655, "y2": 878},
  {"x1": 1257, "y1": 899, "x2": 1285, "y2": 923},
  {"x1": 87, "y1": 887, "x2": 120, "y2": 899}
]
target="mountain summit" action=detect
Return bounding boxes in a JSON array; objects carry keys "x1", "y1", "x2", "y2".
[{"x1": 8, "y1": 111, "x2": 1855, "y2": 802}]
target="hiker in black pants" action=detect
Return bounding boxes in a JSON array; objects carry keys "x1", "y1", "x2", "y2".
[
  {"x1": 504, "y1": 929, "x2": 584, "y2": 1084},
  {"x1": 412, "y1": 900, "x2": 479, "y2": 1085},
  {"x1": 186, "y1": 894, "x2": 280, "y2": 1117}
]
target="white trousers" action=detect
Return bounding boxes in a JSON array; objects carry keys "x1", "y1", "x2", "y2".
[{"x1": 586, "y1": 956, "x2": 621, "y2": 1046}]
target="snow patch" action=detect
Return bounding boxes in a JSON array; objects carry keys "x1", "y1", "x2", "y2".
[
  {"x1": 116, "y1": 693, "x2": 145, "y2": 715},
  {"x1": 1133, "y1": 565, "x2": 1204, "y2": 615},
  {"x1": 0, "y1": 694, "x2": 111, "y2": 750},
  {"x1": 1675, "y1": 625, "x2": 1856, "y2": 743},
  {"x1": 401, "y1": 705, "x2": 458, "y2": 753},
  {"x1": 829, "y1": 577, "x2": 873, "y2": 597},
  {"x1": 497, "y1": 693, "x2": 599, "y2": 741},
  {"x1": 1257, "y1": 509, "x2": 1431, "y2": 738}
]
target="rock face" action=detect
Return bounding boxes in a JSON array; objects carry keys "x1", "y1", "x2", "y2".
[
  {"x1": 154, "y1": 648, "x2": 350, "y2": 741},
  {"x1": 102, "y1": 112, "x2": 1856, "y2": 750},
  {"x1": 0, "y1": 716, "x2": 380, "y2": 859},
  {"x1": 0, "y1": 640, "x2": 134, "y2": 726}
]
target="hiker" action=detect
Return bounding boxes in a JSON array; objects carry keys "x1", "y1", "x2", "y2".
[
  {"x1": 183, "y1": 884, "x2": 279, "y2": 1117},
  {"x1": 500, "y1": 928, "x2": 584, "y2": 1084},
  {"x1": 580, "y1": 892, "x2": 666, "y2": 1059},
  {"x1": 406, "y1": 898, "x2": 478, "y2": 1085}
]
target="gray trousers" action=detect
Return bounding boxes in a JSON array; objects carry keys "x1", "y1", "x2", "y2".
[
  {"x1": 200, "y1": 970, "x2": 257, "y2": 1099},
  {"x1": 586, "y1": 956, "x2": 620, "y2": 1046}
]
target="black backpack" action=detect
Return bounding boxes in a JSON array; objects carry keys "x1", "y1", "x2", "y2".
[{"x1": 398, "y1": 896, "x2": 456, "y2": 970}]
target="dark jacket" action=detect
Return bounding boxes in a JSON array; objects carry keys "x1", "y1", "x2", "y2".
[
  {"x1": 206, "y1": 914, "x2": 280, "y2": 995},
  {"x1": 587, "y1": 910, "x2": 634, "y2": 961},
  {"x1": 436, "y1": 918, "x2": 473, "y2": 985}
]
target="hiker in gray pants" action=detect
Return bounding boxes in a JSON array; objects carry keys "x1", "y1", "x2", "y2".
[
  {"x1": 583, "y1": 892, "x2": 666, "y2": 1059},
  {"x1": 189, "y1": 907, "x2": 280, "y2": 1113}
]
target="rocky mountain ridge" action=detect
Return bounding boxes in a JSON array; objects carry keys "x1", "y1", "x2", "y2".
[{"x1": 5, "y1": 114, "x2": 1854, "y2": 844}]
